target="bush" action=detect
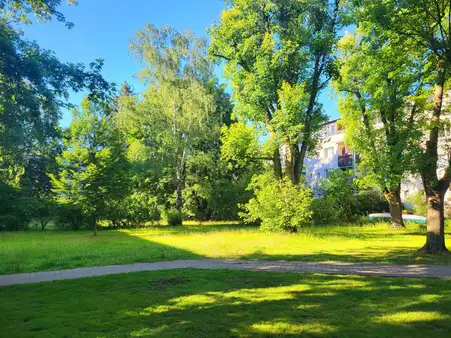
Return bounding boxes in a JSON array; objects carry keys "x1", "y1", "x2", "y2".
[
  {"x1": 241, "y1": 174, "x2": 312, "y2": 232},
  {"x1": 55, "y1": 204, "x2": 86, "y2": 230},
  {"x1": 355, "y1": 190, "x2": 389, "y2": 215},
  {"x1": 312, "y1": 169, "x2": 358, "y2": 224},
  {"x1": 165, "y1": 208, "x2": 183, "y2": 226},
  {"x1": 311, "y1": 195, "x2": 342, "y2": 225},
  {"x1": 0, "y1": 182, "x2": 33, "y2": 231},
  {"x1": 406, "y1": 191, "x2": 427, "y2": 216}
]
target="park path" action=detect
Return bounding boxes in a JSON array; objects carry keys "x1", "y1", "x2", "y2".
[{"x1": 1, "y1": 259, "x2": 451, "y2": 286}]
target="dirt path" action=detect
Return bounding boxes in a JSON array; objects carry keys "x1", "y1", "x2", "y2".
[{"x1": 1, "y1": 259, "x2": 450, "y2": 286}]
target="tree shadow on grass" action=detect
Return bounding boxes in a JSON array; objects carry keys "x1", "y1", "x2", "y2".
[
  {"x1": 240, "y1": 248, "x2": 451, "y2": 265},
  {"x1": 0, "y1": 230, "x2": 204, "y2": 274},
  {"x1": 1, "y1": 269, "x2": 451, "y2": 337}
]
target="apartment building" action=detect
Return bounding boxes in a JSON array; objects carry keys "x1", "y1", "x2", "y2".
[{"x1": 304, "y1": 119, "x2": 451, "y2": 204}]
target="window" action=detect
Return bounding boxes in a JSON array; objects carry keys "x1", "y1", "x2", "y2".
[
  {"x1": 403, "y1": 190, "x2": 409, "y2": 199},
  {"x1": 316, "y1": 172, "x2": 321, "y2": 179},
  {"x1": 328, "y1": 124, "x2": 336, "y2": 136},
  {"x1": 324, "y1": 147, "x2": 334, "y2": 159}
]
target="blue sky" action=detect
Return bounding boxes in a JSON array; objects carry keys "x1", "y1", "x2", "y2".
[{"x1": 21, "y1": 0, "x2": 339, "y2": 126}]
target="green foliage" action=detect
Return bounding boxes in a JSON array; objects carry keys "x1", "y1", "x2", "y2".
[
  {"x1": 355, "y1": 190, "x2": 389, "y2": 215},
  {"x1": 210, "y1": 0, "x2": 340, "y2": 182},
  {"x1": 165, "y1": 208, "x2": 183, "y2": 226},
  {"x1": 220, "y1": 122, "x2": 264, "y2": 168},
  {"x1": 241, "y1": 174, "x2": 312, "y2": 232},
  {"x1": 0, "y1": 0, "x2": 78, "y2": 27},
  {"x1": 50, "y1": 99, "x2": 131, "y2": 230},
  {"x1": 0, "y1": 23, "x2": 113, "y2": 179},
  {"x1": 116, "y1": 24, "x2": 246, "y2": 220},
  {"x1": 311, "y1": 170, "x2": 389, "y2": 224},
  {"x1": 108, "y1": 192, "x2": 161, "y2": 228},
  {"x1": 334, "y1": 30, "x2": 426, "y2": 195},
  {"x1": 54, "y1": 203, "x2": 85, "y2": 231},
  {"x1": 0, "y1": 182, "x2": 32, "y2": 230},
  {"x1": 406, "y1": 191, "x2": 427, "y2": 217},
  {"x1": 312, "y1": 169, "x2": 358, "y2": 224}
]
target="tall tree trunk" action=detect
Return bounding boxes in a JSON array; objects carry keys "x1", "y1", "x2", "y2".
[
  {"x1": 273, "y1": 147, "x2": 283, "y2": 180},
  {"x1": 384, "y1": 187, "x2": 405, "y2": 228},
  {"x1": 284, "y1": 143, "x2": 297, "y2": 183},
  {"x1": 420, "y1": 59, "x2": 448, "y2": 253},
  {"x1": 92, "y1": 215, "x2": 97, "y2": 237},
  {"x1": 295, "y1": 138, "x2": 308, "y2": 182},
  {"x1": 175, "y1": 152, "x2": 186, "y2": 213},
  {"x1": 421, "y1": 191, "x2": 447, "y2": 253}
]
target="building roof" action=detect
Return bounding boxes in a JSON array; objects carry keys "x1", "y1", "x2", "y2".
[{"x1": 320, "y1": 118, "x2": 340, "y2": 126}]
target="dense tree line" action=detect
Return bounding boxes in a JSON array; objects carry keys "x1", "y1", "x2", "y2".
[{"x1": 0, "y1": 0, "x2": 449, "y2": 254}]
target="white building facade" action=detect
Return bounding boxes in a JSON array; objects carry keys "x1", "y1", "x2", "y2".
[{"x1": 304, "y1": 119, "x2": 450, "y2": 205}]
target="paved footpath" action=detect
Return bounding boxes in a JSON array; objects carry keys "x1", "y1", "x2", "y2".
[{"x1": 1, "y1": 259, "x2": 451, "y2": 286}]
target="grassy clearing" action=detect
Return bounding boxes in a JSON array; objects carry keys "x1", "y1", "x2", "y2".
[
  {"x1": 1, "y1": 221, "x2": 450, "y2": 274},
  {"x1": 1, "y1": 269, "x2": 450, "y2": 337}
]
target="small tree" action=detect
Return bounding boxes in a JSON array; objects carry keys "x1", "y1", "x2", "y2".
[
  {"x1": 241, "y1": 173, "x2": 313, "y2": 232},
  {"x1": 50, "y1": 98, "x2": 130, "y2": 236}
]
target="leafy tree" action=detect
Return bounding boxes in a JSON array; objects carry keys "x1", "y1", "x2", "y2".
[
  {"x1": 313, "y1": 169, "x2": 357, "y2": 222},
  {"x1": 241, "y1": 173, "x2": 313, "y2": 232},
  {"x1": 333, "y1": 31, "x2": 426, "y2": 228},
  {"x1": 50, "y1": 99, "x2": 130, "y2": 235},
  {"x1": 0, "y1": 22, "x2": 114, "y2": 181},
  {"x1": 117, "y1": 24, "x2": 232, "y2": 222},
  {"x1": 0, "y1": 0, "x2": 77, "y2": 27},
  {"x1": 209, "y1": 0, "x2": 342, "y2": 183},
  {"x1": 353, "y1": 0, "x2": 451, "y2": 251}
]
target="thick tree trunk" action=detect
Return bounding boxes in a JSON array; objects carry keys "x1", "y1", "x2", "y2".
[
  {"x1": 92, "y1": 215, "x2": 97, "y2": 237},
  {"x1": 284, "y1": 143, "x2": 297, "y2": 184},
  {"x1": 384, "y1": 188, "x2": 405, "y2": 228},
  {"x1": 420, "y1": 60, "x2": 448, "y2": 253},
  {"x1": 420, "y1": 191, "x2": 448, "y2": 253},
  {"x1": 273, "y1": 148, "x2": 283, "y2": 179}
]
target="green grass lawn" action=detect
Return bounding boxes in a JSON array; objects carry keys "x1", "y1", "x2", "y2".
[
  {"x1": 1, "y1": 269, "x2": 450, "y2": 337},
  {"x1": 1, "y1": 221, "x2": 450, "y2": 274}
]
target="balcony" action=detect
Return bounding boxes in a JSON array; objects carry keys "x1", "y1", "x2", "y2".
[{"x1": 338, "y1": 154, "x2": 353, "y2": 167}]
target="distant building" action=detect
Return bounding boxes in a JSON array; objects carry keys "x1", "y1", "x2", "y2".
[{"x1": 304, "y1": 119, "x2": 450, "y2": 206}]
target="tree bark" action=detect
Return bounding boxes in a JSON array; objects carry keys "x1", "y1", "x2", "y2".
[
  {"x1": 420, "y1": 59, "x2": 448, "y2": 253},
  {"x1": 384, "y1": 188, "x2": 405, "y2": 228},
  {"x1": 175, "y1": 151, "x2": 186, "y2": 213},
  {"x1": 284, "y1": 143, "x2": 297, "y2": 184},
  {"x1": 295, "y1": 140, "x2": 307, "y2": 183},
  {"x1": 420, "y1": 191, "x2": 447, "y2": 253},
  {"x1": 273, "y1": 148, "x2": 283, "y2": 179},
  {"x1": 92, "y1": 215, "x2": 97, "y2": 237}
]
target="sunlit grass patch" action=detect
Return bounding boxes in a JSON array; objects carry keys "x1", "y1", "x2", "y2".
[
  {"x1": 0, "y1": 221, "x2": 450, "y2": 274},
  {"x1": 1, "y1": 269, "x2": 450, "y2": 337}
]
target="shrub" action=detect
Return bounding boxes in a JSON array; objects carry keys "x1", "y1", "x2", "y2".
[
  {"x1": 165, "y1": 208, "x2": 183, "y2": 226},
  {"x1": 55, "y1": 204, "x2": 86, "y2": 230},
  {"x1": 406, "y1": 191, "x2": 427, "y2": 216},
  {"x1": 311, "y1": 195, "x2": 342, "y2": 225},
  {"x1": 241, "y1": 174, "x2": 312, "y2": 232},
  {"x1": 312, "y1": 169, "x2": 358, "y2": 224},
  {"x1": 355, "y1": 190, "x2": 389, "y2": 215},
  {"x1": 0, "y1": 182, "x2": 32, "y2": 231}
]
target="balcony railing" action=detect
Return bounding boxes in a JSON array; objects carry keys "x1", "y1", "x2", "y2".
[{"x1": 338, "y1": 154, "x2": 353, "y2": 167}]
